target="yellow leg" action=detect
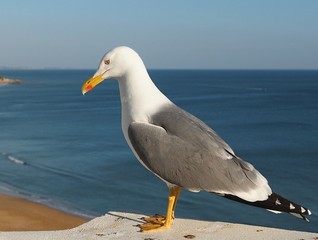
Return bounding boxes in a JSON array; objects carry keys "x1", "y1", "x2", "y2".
[
  {"x1": 172, "y1": 186, "x2": 181, "y2": 219},
  {"x1": 142, "y1": 187, "x2": 181, "y2": 224},
  {"x1": 139, "y1": 186, "x2": 181, "y2": 232}
]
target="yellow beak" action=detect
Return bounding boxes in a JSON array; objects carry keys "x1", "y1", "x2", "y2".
[{"x1": 81, "y1": 73, "x2": 105, "y2": 95}]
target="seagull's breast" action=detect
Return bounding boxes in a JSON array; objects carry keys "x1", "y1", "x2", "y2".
[{"x1": 118, "y1": 75, "x2": 171, "y2": 142}]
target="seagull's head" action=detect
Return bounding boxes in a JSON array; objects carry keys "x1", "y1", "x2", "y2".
[{"x1": 81, "y1": 46, "x2": 143, "y2": 95}]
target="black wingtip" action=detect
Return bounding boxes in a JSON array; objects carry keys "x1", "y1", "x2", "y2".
[
  {"x1": 290, "y1": 212, "x2": 310, "y2": 222},
  {"x1": 223, "y1": 192, "x2": 311, "y2": 222}
]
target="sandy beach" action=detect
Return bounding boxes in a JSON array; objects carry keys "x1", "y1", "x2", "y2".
[{"x1": 0, "y1": 194, "x2": 87, "y2": 231}]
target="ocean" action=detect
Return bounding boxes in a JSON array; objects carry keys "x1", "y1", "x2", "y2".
[{"x1": 0, "y1": 69, "x2": 317, "y2": 232}]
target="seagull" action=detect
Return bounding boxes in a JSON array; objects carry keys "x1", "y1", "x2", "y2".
[{"x1": 81, "y1": 46, "x2": 311, "y2": 232}]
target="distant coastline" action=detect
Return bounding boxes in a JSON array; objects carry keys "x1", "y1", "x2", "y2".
[{"x1": 0, "y1": 76, "x2": 22, "y2": 84}]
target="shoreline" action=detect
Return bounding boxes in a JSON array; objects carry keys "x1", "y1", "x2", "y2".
[{"x1": 0, "y1": 194, "x2": 87, "y2": 231}]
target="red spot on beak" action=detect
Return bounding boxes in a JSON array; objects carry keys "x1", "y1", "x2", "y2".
[{"x1": 86, "y1": 85, "x2": 93, "y2": 92}]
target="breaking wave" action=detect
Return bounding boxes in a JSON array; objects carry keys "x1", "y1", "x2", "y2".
[
  {"x1": 0, "y1": 152, "x2": 101, "y2": 182},
  {"x1": 7, "y1": 155, "x2": 26, "y2": 165}
]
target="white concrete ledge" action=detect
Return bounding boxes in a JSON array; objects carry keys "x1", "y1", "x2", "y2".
[{"x1": 0, "y1": 211, "x2": 316, "y2": 240}]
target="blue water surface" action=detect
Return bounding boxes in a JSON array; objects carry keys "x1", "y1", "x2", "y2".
[{"x1": 0, "y1": 69, "x2": 317, "y2": 232}]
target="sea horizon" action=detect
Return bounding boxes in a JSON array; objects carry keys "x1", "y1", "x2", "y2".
[{"x1": 1, "y1": 67, "x2": 318, "y2": 71}]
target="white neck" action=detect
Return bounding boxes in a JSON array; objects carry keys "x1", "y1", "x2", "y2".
[{"x1": 118, "y1": 67, "x2": 171, "y2": 136}]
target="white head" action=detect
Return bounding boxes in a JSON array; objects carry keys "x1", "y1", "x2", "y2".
[{"x1": 82, "y1": 46, "x2": 146, "y2": 95}]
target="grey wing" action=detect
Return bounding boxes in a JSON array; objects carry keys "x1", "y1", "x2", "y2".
[{"x1": 128, "y1": 105, "x2": 272, "y2": 202}]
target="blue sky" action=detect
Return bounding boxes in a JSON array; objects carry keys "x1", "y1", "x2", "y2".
[{"x1": 1, "y1": 0, "x2": 317, "y2": 69}]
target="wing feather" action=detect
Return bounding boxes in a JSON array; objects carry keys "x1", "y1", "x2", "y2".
[{"x1": 128, "y1": 104, "x2": 272, "y2": 202}]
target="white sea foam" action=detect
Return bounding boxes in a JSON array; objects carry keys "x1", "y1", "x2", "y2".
[{"x1": 7, "y1": 155, "x2": 25, "y2": 165}]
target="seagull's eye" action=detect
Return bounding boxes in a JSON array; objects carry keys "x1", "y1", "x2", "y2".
[{"x1": 104, "y1": 59, "x2": 110, "y2": 65}]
